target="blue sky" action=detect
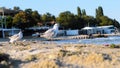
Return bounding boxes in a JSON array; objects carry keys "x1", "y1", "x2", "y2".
[{"x1": 0, "y1": 0, "x2": 120, "y2": 22}]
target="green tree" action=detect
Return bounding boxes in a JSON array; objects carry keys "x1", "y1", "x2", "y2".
[
  {"x1": 6, "y1": 16, "x2": 13, "y2": 28},
  {"x1": 13, "y1": 11, "x2": 30, "y2": 29},
  {"x1": 82, "y1": 9, "x2": 86, "y2": 16},
  {"x1": 96, "y1": 6, "x2": 104, "y2": 18},
  {"x1": 57, "y1": 11, "x2": 78, "y2": 29},
  {"x1": 99, "y1": 16, "x2": 113, "y2": 26},
  {"x1": 113, "y1": 19, "x2": 120, "y2": 29},
  {"x1": 25, "y1": 8, "x2": 33, "y2": 15},
  {"x1": 41, "y1": 12, "x2": 55, "y2": 25},
  {"x1": 82, "y1": 15, "x2": 97, "y2": 27},
  {"x1": 77, "y1": 7, "x2": 82, "y2": 17},
  {"x1": 13, "y1": 6, "x2": 20, "y2": 11},
  {"x1": 13, "y1": 11, "x2": 27, "y2": 24},
  {"x1": 32, "y1": 10, "x2": 41, "y2": 25},
  {"x1": 24, "y1": 8, "x2": 38, "y2": 27},
  {"x1": 73, "y1": 15, "x2": 85, "y2": 29}
]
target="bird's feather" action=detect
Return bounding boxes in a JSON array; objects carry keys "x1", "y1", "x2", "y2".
[
  {"x1": 9, "y1": 31, "x2": 23, "y2": 43},
  {"x1": 41, "y1": 23, "x2": 59, "y2": 39}
]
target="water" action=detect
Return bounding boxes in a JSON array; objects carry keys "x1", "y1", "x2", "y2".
[
  {"x1": 1, "y1": 36, "x2": 120, "y2": 45},
  {"x1": 53, "y1": 36, "x2": 120, "y2": 45}
]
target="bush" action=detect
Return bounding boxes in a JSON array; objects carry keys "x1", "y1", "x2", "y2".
[{"x1": 110, "y1": 44, "x2": 116, "y2": 48}]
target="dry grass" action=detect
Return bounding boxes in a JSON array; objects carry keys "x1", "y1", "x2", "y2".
[
  {"x1": 1, "y1": 41, "x2": 120, "y2": 68},
  {"x1": 28, "y1": 59, "x2": 59, "y2": 68}
]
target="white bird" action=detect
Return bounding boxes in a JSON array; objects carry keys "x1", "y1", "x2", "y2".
[
  {"x1": 9, "y1": 30, "x2": 23, "y2": 44},
  {"x1": 41, "y1": 23, "x2": 59, "y2": 39}
]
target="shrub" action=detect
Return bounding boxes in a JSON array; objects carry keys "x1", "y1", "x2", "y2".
[{"x1": 110, "y1": 44, "x2": 116, "y2": 48}]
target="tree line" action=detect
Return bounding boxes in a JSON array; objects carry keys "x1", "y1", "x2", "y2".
[{"x1": 2, "y1": 6, "x2": 120, "y2": 30}]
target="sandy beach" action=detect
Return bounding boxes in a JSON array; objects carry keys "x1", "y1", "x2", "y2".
[{"x1": 0, "y1": 37, "x2": 120, "y2": 68}]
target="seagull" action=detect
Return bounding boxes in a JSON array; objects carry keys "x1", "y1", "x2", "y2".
[
  {"x1": 9, "y1": 30, "x2": 23, "y2": 44},
  {"x1": 41, "y1": 23, "x2": 59, "y2": 39}
]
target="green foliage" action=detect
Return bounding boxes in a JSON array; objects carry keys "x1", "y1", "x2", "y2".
[
  {"x1": 13, "y1": 11, "x2": 27, "y2": 24},
  {"x1": 82, "y1": 15, "x2": 97, "y2": 27},
  {"x1": 57, "y1": 11, "x2": 78, "y2": 29},
  {"x1": 99, "y1": 16, "x2": 113, "y2": 26},
  {"x1": 41, "y1": 12, "x2": 55, "y2": 23},
  {"x1": 110, "y1": 44, "x2": 116, "y2": 48},
  {"x1": 96, "y1": 6, "x2": 104, "y2": 18},
  {"x1": 6, "y1": 16, "x2": 13, "y2": 28},
  {"x1": 82, "y1": 9, "x2": 86, "y2": 16},
  {"x1": 13, "y1": 8, "x2": 41, "y2": 29},
  {"x1": 13, "y1": 6, "x2": 20, "y2": 10},
  {"x1": 77, "y1": 6, "x2": 82, "y2": 17},
  {"x1": 25, "y1": 8, "x2": 32, "y2": 15},
  {"x1": 109, "y1": 44, "x2": 120, "y2": 48},
  {"x1": 113, "y1": 19, "x2": 120, "y2": 29},
  {"x1": 13, "y1": 11, "x2": 28, "y2": 29},
  {"x1": 2, "y1": 6, "x2": 119, "y2": 30},
  {"x1": 32, "y1": 11, "x2": 41, "y2": 24}
]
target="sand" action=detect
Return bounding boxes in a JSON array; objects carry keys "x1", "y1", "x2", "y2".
[{"x1": 0, "y1": 38, "x2": 120, "y2": 68}]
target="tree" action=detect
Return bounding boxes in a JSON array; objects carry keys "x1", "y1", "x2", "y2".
[
  {"x1": 13, "y1": 11, "x2": 27, "y2": 24},
  {"x1": 57, "y1": 11, "x2": 80, "y2": 29},
  {"x1": 99, "y1": 16, "x2": 113, "y2": 26},
  {"x1": 96, "y1": 6, "x2": 104, "y2": 18},
  {"x1": 113, "y1": 19, "x2": 120, "y2": 29},
  {"x1": 41, "y1": 12, "x2": 55, "y2": 26},
  {"x1": 82, "y1": 9, "x2": 86, "y2": 16},
  {"x1": 25, "y1": 8, "x2": 32, "y2": 15},
  {"x1": 13, "y1": 11, "x2": 27, "y2": 29},
  {"x1": 77, "y1": 7, "x2": 82, "y2": 17},
  {"x1": 24, "y1": 9, "x2": 39, "y2": 27},
  {"x1": 32, "y1": 10, "x2": 41, "y2": 25},
  {"x1": 6, "y1": 16, "x2": 13, "y2": 28},
  {"x1": 13, "y1": 6, "x2": 20, "y2": 11},
  {"x1": 82, "y1": 15, "x2": 97, "y2": 27}
]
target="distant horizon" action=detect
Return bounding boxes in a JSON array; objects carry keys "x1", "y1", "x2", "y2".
[{"x1": 0, "y1": 0, "x2": 120, "y2": 23}]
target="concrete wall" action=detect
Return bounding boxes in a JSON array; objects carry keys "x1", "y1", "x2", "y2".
[{"x1": 66, "y1": 30, "x2": 79, "y2": 36}]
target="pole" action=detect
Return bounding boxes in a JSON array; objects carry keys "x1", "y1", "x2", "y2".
[{"x1": 2, "y1": 8, "x2": 5, "y2": 38}]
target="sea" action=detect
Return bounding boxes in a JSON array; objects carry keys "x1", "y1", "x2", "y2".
[
  {"x1": 53, "y1": 36, "x2": 120, "y2": 45},
  {"x1": 1, "y1": 36, "x2": 120, "y2": 45}
]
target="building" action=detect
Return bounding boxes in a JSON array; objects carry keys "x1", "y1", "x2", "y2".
[
  {"x1": 0, "y1": 7, "x2": 20, "y2": 16},
  {"x1": 81, "y1": 25, "x2": 116, "y2": 35}
]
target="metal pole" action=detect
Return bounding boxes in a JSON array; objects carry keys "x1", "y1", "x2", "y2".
[{"x1": 2, "y1": 8, "x2": 5, "y2": 38}]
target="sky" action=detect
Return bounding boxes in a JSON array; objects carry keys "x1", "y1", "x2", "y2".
[{"x1": 0, "y1": 0, "x2": 120, "y2": 22}]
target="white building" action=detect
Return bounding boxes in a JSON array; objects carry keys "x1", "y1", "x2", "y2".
[{"x1": 81, "y1": 25, "x2": 116, "y2": 35}]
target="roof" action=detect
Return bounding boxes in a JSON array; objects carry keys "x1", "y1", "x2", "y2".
[
  {"x1": 82, "y1": 25, "x2": 115, "y2": 30},
  {"x1": 0, "y1": 7, "x2": 20, "y2": 15},
  {"x1": 82, "y1": 27, "x2": 96, "y2": 30}
]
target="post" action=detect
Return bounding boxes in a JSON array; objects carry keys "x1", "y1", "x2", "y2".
[
  {"x1": 2, "y1": 29, "x2": 5, "y2": 38},
  {"x1": 2, "y1": 8, "x2": 5, "y2": 38}
]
